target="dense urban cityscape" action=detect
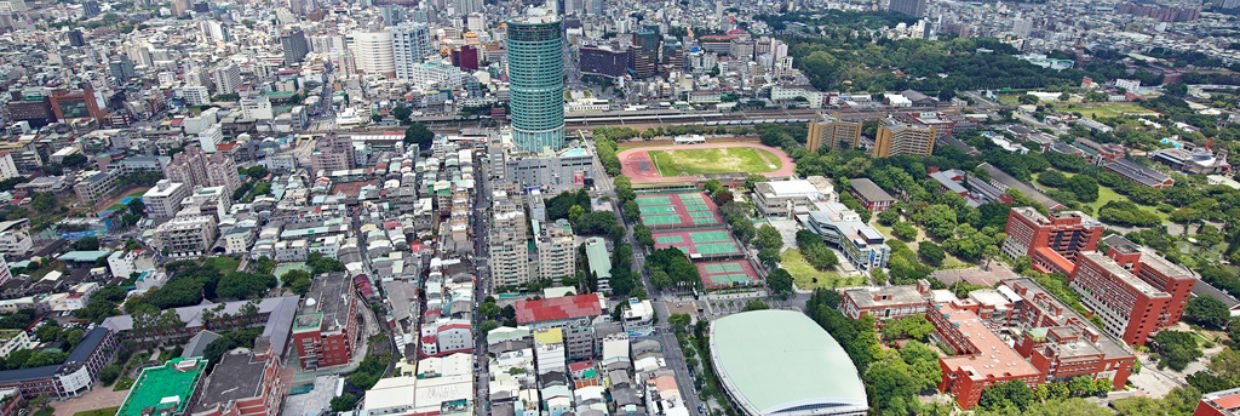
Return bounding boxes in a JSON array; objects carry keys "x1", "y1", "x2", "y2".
[{"x1": 0, "y1": 0, "x2": 1238, "y2": 415}]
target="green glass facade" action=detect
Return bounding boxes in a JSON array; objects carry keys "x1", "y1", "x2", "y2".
[{"x1": 507, "y1": 16, "x2": 564, "y2": 153}]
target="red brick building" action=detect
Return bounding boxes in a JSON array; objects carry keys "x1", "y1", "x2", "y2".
[
  {"x1": 48, "y1": 84, "x2": 107, "y2": 123},
  {"x1": 930, "y1": 302, "x2": 1043, "y2": 410},
  {"x1": 1001, "y1": 207, "x2": 1104, "y2": 275},
  {"x1": 291, "y1": 274, "x2": 359, "y2": 369},
  {"x1": 1195, "y1": 388, "x2": 1240, "y2": 416},
  {"x1": 1102, "y1": 235, "x2": 1196, "y2": 331},
  {"x1": 190, "y1": 342, "x2": 285, "y2": 416},
  {"x1": 840, "y1": 280, "x2": 931, "y2": 321},
  {"x1": 1006, "y1": 279, "x2": 1135, "y2": 390}
]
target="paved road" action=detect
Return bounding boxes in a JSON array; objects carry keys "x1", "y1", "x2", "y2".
[{"x1": 473, "y1": 152, "x2": 493, "y2": 416}]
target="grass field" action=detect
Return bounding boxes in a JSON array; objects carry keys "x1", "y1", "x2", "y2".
[
  {"x1": 780, "y1": 249, "x2": 865, "y2": 289},
  {"x1": 649, "y1": 147, "x2": 782, "y2": 176},
  {"x1": 204, "y1": 257, "x2": 240, "y2": 274},
  {"x1": 1052, "y1": 103, "x2": 1159, "y2": 119},
  {"x1": 75, "y1": 407, "x2": 120, "y2": 416},
  {"x1": 1031, "y1": 170, "x2": 1168, "y2": 222}
]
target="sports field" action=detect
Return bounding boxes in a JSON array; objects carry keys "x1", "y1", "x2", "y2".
[
  {"x1": 648, "y1": 147, "x2": 783, "y2": 176},
  {"x1": 653, "y1": 228, "x2": 742, "y2": 259},
  {"x1": 618, "y1": 142, "x2": 796, "y2": 184},
  {"x1": 697, "y1": 261, "x2": 761, "y2": 289},
  {"x1": 636, "y1": 192, "x2": 722, "y2": 229}
]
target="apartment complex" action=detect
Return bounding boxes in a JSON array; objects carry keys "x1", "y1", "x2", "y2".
[
  {"x1": 142, "y1": 180, "x2": 191, "y2": 218},
  {"x1": 152, "y1": 215, "x2": 218, "y2": 257},
  {"x1": 873, "y1": 119, "x2": 937, "y2": 157},
  {"x1": 514, "y1": 294, "x2": 605, "y2": 361},
  {"x1": 805, "y1": 115, "x2": 862, "y2": 152},
  {"x1": 1001, "y1": 207, "x2": 1104, "y2": 274},
  {"x1": 164, "y1": 147, "x2": 241, "y2": 193},
  {"x1": 537, "y1": 219, "x2": 576, "y2": 282},
  {"x1": 291, "y1": 273, "x2": 359, "y2": 369},
  {"x1": 490, "y1": 191, "x2": 530, "y2": 290},
  {"x1": 310, "y1": 135, "x2": 357, "y2": 174}
]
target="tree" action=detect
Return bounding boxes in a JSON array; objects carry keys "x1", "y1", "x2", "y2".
[
  {"x1": 330, "y1": 393, "x2": 358, "y2": 412},
  {"x1": 392, "y1": 106, "x2": 412, "y2": 123},
  {"x1": 634, "y1": 224, "x2": 654, "y2": 248},
  {"x1": 754, "y1": 224, "x2": 783, "y2": 251},
  {"x1": 1152, "y1": 330, "x2": 1203, "y2": 371},
  {"x1": 216, "y1": 272, "x2": 276, "y2": 300},
  {"x1": 742, "y1": 299, "x2": 769, "y2": 311},
  {"x1": 668, "y1": 313, "x2": 692, "y2": 333},
  {"x1": 917, "y1": 242, "x2": 946, "y2": 266},
  {"x1": 62, "y1": 153, "x2": 88, "y2": 168},
  {"x1": 622, "y1": 200, "x2": 640, "y2": 223},
  {"x1": 1186, "y1": 297, "x2": 1231, "y2": 330},
  {"x1": 404, "y1": 122, "x2": 434, "y2": 149},
  {"x1": 1019, "y1": 94, "x2": 1039, "y2": 105},
  {"x1": 280, "y1": 270, "x2": 314, "y2": 295},
  {"x1": 767, "y1": 268, "x2": 794, "y2": 298},
  {"x1": 71, "y1": 236, "x2": 100, "y2": 251},
  {"x1": 915, "y1": 204, "x2": 957, "y2": 240},
  {"x1": 892, "y1": 221, "x2": 918, "y2": 241},
  {"x1": 979, "y1": 380, "x2": 1036, "y2": 411},
  {"x1": 877, "y1": 209, "x2": 901, "y2": 226}
]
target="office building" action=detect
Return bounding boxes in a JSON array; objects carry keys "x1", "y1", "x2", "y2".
[
  {"x1": 797, "y1": 200, "x2": 891, "y2": 272},
  {"x1": 212, "y1": 64, "x2": 242, "y2": 95},
  {"x1": 351, "y1": 30, "x2": 395, "y2": 77},
  {"x1": 502, "y1": 147, "x2": 594, "y2": 194},
  {"x1": 0, "y1": 328, "x2": 118, "y2": 399},
  {"x1": 142, "y1": 180, "x2": 190, "y2": 218},
  {"x1": 537, "y1": 219, "x2": 576, "y2": 282},
  {"x1": 292, "y1": 274, "x2": 359, "y2": 369},
  {"x1": 806, "y1": 115, "x2": 861, "y2": 152},
  {"x1": 393, "y1": 22, "x2": 433, "y2": 81},
  {"x1": 281, "y1": 29, "x2": 310, "y2": 65},
  {"x1": 514, "y1": 293, "x2": 605, "y2": 360},
  {"x1": 1001, "y1": 207, "x2": 1103, "y2": 274},
  {"x1": 451, "y1": 45, "x2": 479, "y2": 70},
  {"x1": 49, "y1": 84, "x2": 107, "y2": 123},
  {"x1": 888, "y1": 0, "x2": 927, "y2": 17},
  {"x1": 752, "y1": 177, "x2": 836, "y2": 218},
  {"x1": 507, "y1": 12, "x2": 565, "y2": 153},
  {"x1": 579, "y1": 45, "x2": 629, "y2": 79}
]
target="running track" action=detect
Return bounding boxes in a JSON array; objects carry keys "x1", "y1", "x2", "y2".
[{"x1": 617, "y1": 142, "x2": 796, "y2": 184}]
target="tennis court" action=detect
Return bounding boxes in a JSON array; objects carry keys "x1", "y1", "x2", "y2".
[
  {"x1": 697, "y1": 261, "x2": 761, "y2": 289},
  {"x1": 653, "y1": 228, "x2": 743, "y2": 258},
  {"x1": 636, "y1": 192, "x2": 723, "y2": 229}
]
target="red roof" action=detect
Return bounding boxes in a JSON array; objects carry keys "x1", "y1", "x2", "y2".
[
  {"x1": 515, "y1": 294, "x2": 603, "y2": 324},
  {"x1": 1213, "y1": 392, "x2": 1240, "y2": 410},
  {"x1": 568, "y1": 361, "x2": 594, "y2": 372}
]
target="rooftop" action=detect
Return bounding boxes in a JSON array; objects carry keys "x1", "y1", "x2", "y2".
[
  {"x1": 708, "y1": 310, "x2": 867, "y2": 415},
  {"x1": 1081, "y1": 252, "x2": 1170, "y2": 298},
  {"x1": 295, "y1": 274, "x2": 354, "y2": 333},
  {"x1": 117, "y1": 358, "x2": 208, "y2": 416},
  {"x1": 848, "y1": 178, "x2": 894, "y2": 203},
  {"x1": 843, "y1": 285, "x2": 927, "y2": 309},
  {"x1": 514, "y1": 294, "x2": 604, "y2": 324},
  {"x1": 936, "y1": 303, "x2": 1042, "y2": 382},
  {"x1": 190, "y1": 349, "x2": 269, "y2": 414}
]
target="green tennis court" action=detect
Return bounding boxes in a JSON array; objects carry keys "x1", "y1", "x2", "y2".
[
  {"x1": 688, "y1": 211, "x2": 716, "y2": 219},
  {"x1": 689, "y1": 230, "x2": 732, "y2": 243},
  {"x1": 656, "y1": 235, "x2": 685, "y2": 244},
  {"x1": 640, "y1": 205, "x2": 678, "y2": 215},
  {"x1": 697, "y1": 242, "x2": 740, "y2": 255},
  {"x1": 708, "y1": 273, "x2": 752, "y2": 285},
  {"x1": 704, "y1": 263, "x2": 745, "y2": 273},
  {"x1": 641, "y1": 214, "x2": 683, "y2": 226},
  {"x1": 693, "y1": 217, "x2": 720, "y2": 225},
  {"x1": 637, "y1": 196, "x2": 672, "y2": 207}
]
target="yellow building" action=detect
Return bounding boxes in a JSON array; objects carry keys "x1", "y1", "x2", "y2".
[
  {"x1": 805, "y1": 115, "x2": 862, "y2": 152},
  {"x1": 873, "y1": 120, "x2": 937, "y2": 158}
]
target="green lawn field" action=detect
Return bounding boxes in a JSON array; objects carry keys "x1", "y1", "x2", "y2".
[
  {"x1": 1052, "y1": 103, "x2": 1159, "y2": 119},
  {"x1": 649, "y1": 147, "x2": 782, "y2": 176},
  {"x1": 780, "y1": 249, "x2": 865, "y2": 289}
]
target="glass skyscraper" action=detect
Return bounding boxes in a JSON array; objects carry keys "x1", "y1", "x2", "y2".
[{"x1": 507, "y1": 13, "x2": 565, "y2": 153}]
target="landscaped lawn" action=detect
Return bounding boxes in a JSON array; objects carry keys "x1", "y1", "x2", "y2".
[
  {"x1": 74, "y1": 407, "x2": 120, "y2": 416},
  {"x1": 1030, "y1": 170, "x2": 1168, "y2": 223},
  {"x1": 780, "y1": 249, "x2": 865, "y2": 289},
  {"x1": 649, "y1": 147, "x2": 782, "y2": 176},
  {"x1": 204, "y1": 257, "x2": 240, "y2": 274}
]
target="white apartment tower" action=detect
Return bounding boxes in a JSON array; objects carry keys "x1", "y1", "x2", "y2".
[
  {"x1": 351, "y1": 30, "x2": 396, "y2": 76},
  {"x1": 392, "y1": 22, "x2": 433, "y2": 81}
]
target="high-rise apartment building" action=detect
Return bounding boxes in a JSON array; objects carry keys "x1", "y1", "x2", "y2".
[
  {"x1": 392, "y1": 22, "x2": 433, "y2": 81},
  {"x1": 537, "y1": 219, "x2": 576, "y2": 282},
  {"x1": 887, "y1": 0, "x2": 927, "y2": 17},
  {"x1": 873, "y1": 119, "x2": 937, "y2": 157},
  {"x1": 280, "y1": 29, "x2": 310, "y2": 65},
  {"x1": 351, "y1": 30, "x2": 395, "y2": 76},
  {"x1": 310, "y1": 135, "x2": 357, "y2": 173},
  {"x1": 806, "y1": 115, "x2": 862, "y2": 152},
  {"x1": 212, "y1": 64, "x2": 241, "y2": 95},
  {"x1": 164, "y1": 147, "x2": 242, "y2": 193},
  {"x1": 490, "y1": 192, "x2": 530, "y2": 290},
  {"x1": 507, "y1": 12, "x2": 565, "y2": 153}
]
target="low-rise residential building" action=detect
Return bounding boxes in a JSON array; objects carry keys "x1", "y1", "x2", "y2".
[{"x1": 514, "y1": 294, "x2": 606, "y2": 361}]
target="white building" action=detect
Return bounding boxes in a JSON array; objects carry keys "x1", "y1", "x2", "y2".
[
  {"x1": 352, "y1": 30, "x2": 395, "y2": 76},
  {"x1": 198, "y1": 125, "x2": 223, "y2": 153},
  {"x1": 392, "y1": 22, "x2": 433, "y2": 81},
  {"x1": 212, "y1": 64, "x2": 242, "y2": 95},
  {"x1": 0, "y1": 220, "x2": 32, "y2": 259},
  {"x1": 407, "y1": 62, "x2": 464, "y2": 90},
  {"x1": 0, "y1": 153, "x2": 18, "y2": 181},
  {"x1": 152, "y1": 215, "x2": 218, "y2": 257},
  {"x1": 752, "y1": 176, "x2": 837, "y2": 218},
  {"x1": 142, "y1": 180, "x2": 191, "y2": 218},
  {"x1": 240, "y1": 95, "x2": 274, "y2": 121},
  {"x1": 178, "y1": 85, "x2": 211, "y2": 106}
]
